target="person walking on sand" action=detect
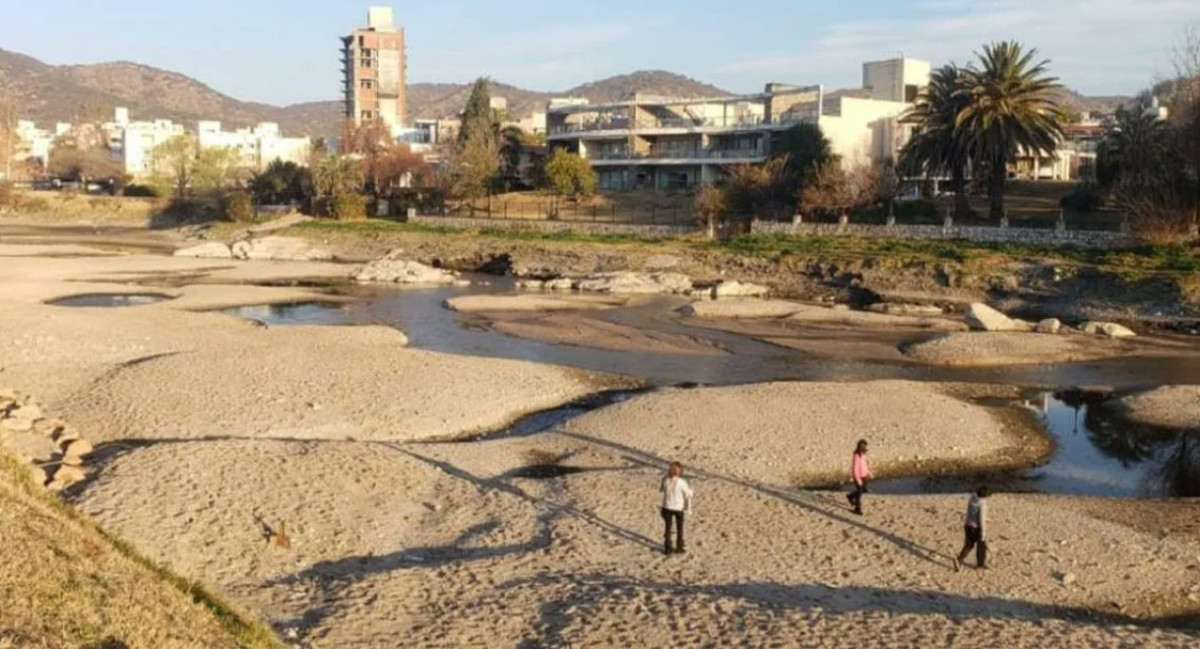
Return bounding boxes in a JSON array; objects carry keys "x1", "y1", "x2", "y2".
[
  {"x1": 660, "y1": 461, "x2": 693, "y2": 555},
  {"x1": 847, "y1": 439, "x2": 871, "y2": 515},
  {"x1": 955, "y1": 486, "x2": 991, "y2": 571}
]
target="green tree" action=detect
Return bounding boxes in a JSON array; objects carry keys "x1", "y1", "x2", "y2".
[
  {"x1": 899, "y1": 64, "x2": 975, "y2": 217},
  {"x1": 450, "y1": 78, "x2": 500, "y2": 200},
  {"x1": 771, "y1": 122, "x2": 835, "y2": 187},
  {"x1": 957, "y1": 41, "x2": 1065, "y2": 219},
  {"x1": 312, "y1": 153, "x2": 364, "y2": 197},
  {"x1": 151, "y1": 134, "x2": 199, "y2": 200},
  {"x1": 250, "y1": 160, "x2": 314, "y2": 206},
  {"x1": 192, "y1": 146, "x2": 241, "y2": 197},
  {"x1": 724, "y1": 157, "x2": 791, "y2": 220},
  {"x1": 542, "y1": 148, "x2": 596, "y2": 199}
]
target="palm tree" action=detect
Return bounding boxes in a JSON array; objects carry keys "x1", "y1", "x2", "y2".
[
  {"x1": 957, "y1": 41, "x2": 1064, "y2": 219},
  {"x1": 899, "y1": 64, "x2": 974, "y2": 217}
]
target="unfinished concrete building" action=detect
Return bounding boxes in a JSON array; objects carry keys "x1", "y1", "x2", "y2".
[{"x1": 341, "y1": 6, "x2": 407, "y2": 135}]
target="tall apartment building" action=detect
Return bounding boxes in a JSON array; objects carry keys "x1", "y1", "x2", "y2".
[
  {"x1": 341, "y1": 6, "x2": 407, "y2": 135},
  {"x1": 547, "y1": 58, "x2": 929, "y2": 192}
]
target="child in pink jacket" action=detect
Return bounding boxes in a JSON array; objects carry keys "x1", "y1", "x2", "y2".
[{"x1": 847, "y1": 439, "x2": 872, "y2": 515}]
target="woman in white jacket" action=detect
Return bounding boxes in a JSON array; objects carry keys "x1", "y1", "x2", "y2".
[{"x1": 660, "y1": 461, "x2": 694, "y2": 555}]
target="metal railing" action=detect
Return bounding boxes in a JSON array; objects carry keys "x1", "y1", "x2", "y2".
[
  {"x1": 550, "y1": 113, "x2": 814, "y2": 136},
  {"x1": 588, "y1": 148, "x2": 768, "y2": 162}
]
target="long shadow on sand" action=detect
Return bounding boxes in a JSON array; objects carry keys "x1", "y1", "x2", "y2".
[
  {"x1": 506, "y1": 573, "x2": 1200, "y2": 648},
  {"x1": 555, "y1": 430, "x2": 950, "y2": 568},
  {"x1": 263, "y1": 444, "x2": 659, "y2": 636}
]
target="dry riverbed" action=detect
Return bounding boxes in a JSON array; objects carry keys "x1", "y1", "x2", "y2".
[{"x1": 1, "y1": 240, "x2": 1199, "y2": 648}]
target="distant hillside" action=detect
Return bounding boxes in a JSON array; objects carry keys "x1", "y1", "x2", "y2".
[{"x1": 1, "y1": 47, "x2": 1134, "y2": 140}]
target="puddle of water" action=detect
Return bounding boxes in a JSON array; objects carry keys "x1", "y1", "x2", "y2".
[
  {"x1": 868, "y1": 392, "x2": 1200, "y2": 499},
  {"x1": 49, "y1": 294, "x2": 171, "y2": 308},
  {"x1": 223, "y1": 302, "x2": 356, "y2": 326}
]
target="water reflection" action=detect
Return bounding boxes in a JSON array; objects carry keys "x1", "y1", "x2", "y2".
[
  {"x1": 872, "y1": 391, "x2": 1200, "y2": 499},
  {"x1": 49, "y1": 293, "x2": 171, "y2": 308}
]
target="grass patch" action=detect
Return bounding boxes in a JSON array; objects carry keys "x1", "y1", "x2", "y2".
[
  {"x1": 0, "y1": 451, "x2": 283, "y2": 649},
  {"x1": 293, "y1": 218, "x2": 666, "y2": 245}
]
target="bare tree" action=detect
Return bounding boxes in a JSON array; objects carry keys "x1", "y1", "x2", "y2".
[
  {"x1": 799, "y1": 163, "x2": 881, "y2": 220},
  {"x1": 1170, "y1": 23, "x2": 1200, "y2": 230}
]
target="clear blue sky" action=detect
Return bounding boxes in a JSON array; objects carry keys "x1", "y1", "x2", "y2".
[{"x1": 1, "y1": 0, "x2": 1196, "y2": 106}]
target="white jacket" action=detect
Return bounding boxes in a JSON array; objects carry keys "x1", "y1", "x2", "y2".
[{"x1": 660, "y1": 476, "x2": 693, "y2": 512}]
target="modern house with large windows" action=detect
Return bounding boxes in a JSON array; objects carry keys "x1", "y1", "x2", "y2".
[{"x1": 547, "y1": 57, "x2": 930, "y2": 191}]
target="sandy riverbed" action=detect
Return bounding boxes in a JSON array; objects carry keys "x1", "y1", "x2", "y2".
[{"x1": 2, "y1": 241, "x2": 1200, "y2": 648}]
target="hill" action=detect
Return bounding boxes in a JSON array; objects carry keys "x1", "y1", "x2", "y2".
[{"x1": 1, "y1": 47, "x2": 1132, "y2": 140}]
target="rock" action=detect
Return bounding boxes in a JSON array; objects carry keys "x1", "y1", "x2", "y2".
[
  {"x1": 54, "y1": 428, "x2": 81, "y2": 448},
  {"x1": 1059, "y1": 572, "x2": 1077, "y2": 586},
  {"x1": 28, "y1": 465, "x2": 50, "y2": 486},
  {"x1": 678, "y1": 299, "x2": 806, "y2": 319},
  {"x1": 1082, "y1": 321, "x2": 1137, "y2": 339},
  {"x1": 49, "y1": 465, "x2": 86, "y2": 490},
  {"x1": 63, "y1": 439, "x2": 94, "y2": 462},
  {"x1": 1, "y1": 417, "x2": 33, "y2": 432},
  {"x1": 544, "y1": 278, "x2": 576, "y2": 291},
  {"x1": 644, "y1": 255, "x2": 681, "y2": 270},
  {"x1": 711, "y1": 281, "x2": 770, "y2": 299},
  {"x1": 230, "y1": 236, "x2": 333, "y2": 262},
  {"x1": 965, "y1": 303, "x2": 1022, "y2": 332},
  {"x1": 32, "y1": 418, "x2": 66, "y2": 438},
  {"x1": 575, "y1": 272, "x2": 693, "y2": 295},
  {"x1": 7, "y1": 402, "x2": 42, "y2": 422},
  {"x1": 1036, "y1": 318, "x2": 1063, "y2": 335},
  {"x1": 867, "y1": 303, "x2": 944, "y2": 317},
  {"x1": 173, "y1": 242, "x2": 233, "y2": 259},
  {"x1": 355, "y1": 254, "x2": 469, "y2": 286},
  {"x1": 516, "y1": 279, "x2": 545, "y2": 290}
]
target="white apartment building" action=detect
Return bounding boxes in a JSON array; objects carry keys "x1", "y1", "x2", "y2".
[
  {"x1": 197, "y1": 121, "x2": 311, "y2": 171},
  {"x1": 547, "y1": 57, "x2": 930, "y2": 191},
  {"x1": 122, "y1": 118, "x2": 185, "y2": 178},
  {"x1": 14, "y1": 121, "x2": 55, "y2": 167}
]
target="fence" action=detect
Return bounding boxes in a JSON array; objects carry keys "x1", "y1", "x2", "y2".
[{"x1": 422, "y1": 197, "x2": 697, "y2": 228}]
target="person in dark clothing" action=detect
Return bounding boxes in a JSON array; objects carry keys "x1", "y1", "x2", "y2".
[
  {"x1": 955, "y1": 486, "x2": 991, "y2": 571},
  {"x1": 660, "y1": 461, "x2": 693, "y2": 555}
]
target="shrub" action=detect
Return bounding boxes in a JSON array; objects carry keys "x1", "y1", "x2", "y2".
[
  {"x1": 329, "y1": 193, "x2": 367, "y2": 221},
  {"x1": 222, "y1": 190, "x2": 254, "y2": 223},
  {"x1": 1060, "y1": 186, "x2": 1103, "y2": 212},
  {"x1": 124, "y1": 184, "x2": 160, "y2": 198}
]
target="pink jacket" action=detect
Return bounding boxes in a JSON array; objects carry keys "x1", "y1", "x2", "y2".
[{"x1": 851, "y1": 452, "x2": 871, "y2": 485}]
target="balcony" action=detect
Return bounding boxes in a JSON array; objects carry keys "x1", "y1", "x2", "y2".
[
  {"x1": 552, "y1": 113, "x2": 797, "y2": 137},
  {"x1": 588, "y1": 147, "x2": 767, "y2": 163}
]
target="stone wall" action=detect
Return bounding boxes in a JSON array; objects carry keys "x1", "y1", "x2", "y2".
[
  {"x1": 750, "y1": 220, "x2": 1135, "y2": 248},
  {"x1": 409, "y1": 215, "x2": 698, "y2": 239}
]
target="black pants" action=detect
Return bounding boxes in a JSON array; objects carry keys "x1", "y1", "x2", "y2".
[
  {"x1": 959, "y1": 525, "x2": 988, "y2": 567},
  {"x1": 661, "y1": 508, "x2": 684, "y2": 553},
  {"x1": 848, "y1": 482, "x2": 867, "y2": 513}
]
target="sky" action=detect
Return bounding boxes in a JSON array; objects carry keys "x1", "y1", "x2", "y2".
[{"x1": 1, "y1": 0, "x2": 1197, "y2": 106}]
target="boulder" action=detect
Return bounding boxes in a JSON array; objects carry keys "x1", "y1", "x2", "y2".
[
  {"x1": 575, "y1": 272, "x2": 693, "y2": 295},
  {"x1": 788, "y1": 305, "x2": 968, "y2": 331},
  {"x1": 173, "y1": 242, "x2": 233, "y2": 259},
  {"x1": 965, "y1": 303, "x2": 1022, "y2": 332},
  {"x1": 544, "y1": 278, "x2": 576, "y2": 291},
  {"x1": 1036, "y1": 318, "x2": 1063, "y2": 335},
  {"x1": 7, "y1": 402, "x2": 42, "y2": 422},
  {"x1": 1, "y1": 417, "x2": 33, "y2": 432},
  {"x1": 516, "y1": 279, "x2": 545, "y2": 290},
  {"x1": 355, "y1": 255, "x2": 469, "y2": 286},
  {"x1": 54, "y1": 428, "x2": 81, "y2": 448},
  {"x1": 230, "y1": 236, "x2": 333, "y2": 262},
  {"x1": 1082, "y1": 321, "x2": 1137, "y2": 339},
  {"x1": 679, "y1": 299, "x2": 806, "y2": 319},
  {"x1": 49, "y1": 465, "x2": 86, "y2": 490},
  {"x1": 711, "y1": 281, "x2": 770, "y2": 299},
  {"x1": 867, "y1": 303, "x2": 945, "y2": 317},
  {"x1": 62, "y1": 439, "x2": 94, "y2": 462},
  {"x1": 32, "y1": 418, "x2": 66, "y2": 438}
]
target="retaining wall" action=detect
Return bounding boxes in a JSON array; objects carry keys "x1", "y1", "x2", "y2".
[
  {"x1": 410, "y1": 215, "x2": 697, "y2": 238},
  {"x1": 750, "y1": 220, "x2": 1135, "y2": 248}
]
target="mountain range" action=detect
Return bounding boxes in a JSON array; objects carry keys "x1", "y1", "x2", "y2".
[{"x1": 0, "y1": 48, "x2": 1130, "y2": 140}]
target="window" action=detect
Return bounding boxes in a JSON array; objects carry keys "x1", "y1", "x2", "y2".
[
  {"x1": 361, "y1": 58, "x2": 373, "y2": 68},
  {"x1": 905, "y1": 84, "x2": 919, "y2": 103},
  {"x1": 361, "y1": 111, "x2": 374, "y2": 121},
  {"x1": 360, "y1": 79, "x2": 375, "y2": 90}
]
